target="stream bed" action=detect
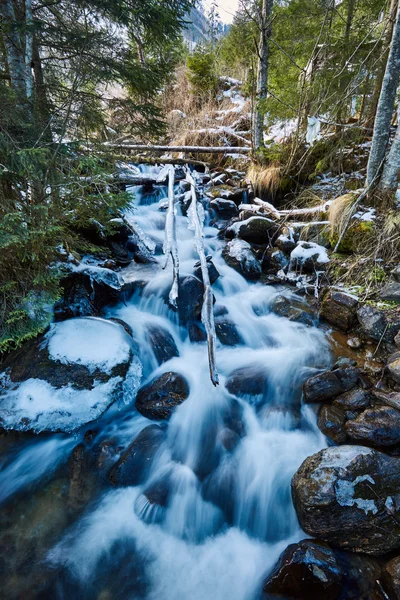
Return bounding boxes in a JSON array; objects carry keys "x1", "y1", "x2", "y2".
[{"x1": 0, "y1": 164, "x2": 335, "y2": 599}]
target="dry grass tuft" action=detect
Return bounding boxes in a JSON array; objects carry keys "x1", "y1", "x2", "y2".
[
  {"x1": 327, "y1": 192, "x2": 358, "y2": 237},
  {"x1": 247, "y1": 163, "x2": 282, "y2": 199}
]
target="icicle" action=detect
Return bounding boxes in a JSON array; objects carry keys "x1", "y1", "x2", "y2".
[
  {"x1": 186, "y1": 169, "x2": 219, "y2": 387},
  {"x1": 162, "y1": 165, "x2": 179, "y2": 308}
]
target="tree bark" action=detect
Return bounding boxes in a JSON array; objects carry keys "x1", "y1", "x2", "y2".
[
  {"x1": 379, "y1": 106, "x2": 400, "y2": 190},
  {"x1": 0, "y1": 0, "x2": 26, "y2": 98},
  {"x1": 366, "y1": 1, "x2": 400, "y2": 187},
  {"x1": 253, "y1": 0, "x2": 273, "y2": 151},
  {"x1": 365, "y1": 0, "x2": 398, "y2": 129},
  {"x1": 25, "y1": 0, "x2": 33, "y2": 100}
]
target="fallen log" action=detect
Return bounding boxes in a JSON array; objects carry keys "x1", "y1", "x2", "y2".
[
  {"x1": 105, "y1": 143, "x2": 251, "y2": 154},
  {"x1": 186, "y1": 170, "x2": 219, "y2": 387}
]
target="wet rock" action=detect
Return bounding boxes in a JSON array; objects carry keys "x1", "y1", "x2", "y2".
[
  {"x1": 222, "y1": 239, "x2": 262, "y2": 280},
  {"x1": 187, "y1": 321, "x2": 207, "y2": 343},
  {"x1": 320, "y1": 291, "x2": 358, "y2": 332},
  {"x1": 176, "y1": 275, "x2": 204, "y2": 324},
  {"x1": 218, "y1": 187, "x2": 244, "y2": 203},
  {"x1": 333, "y1": 388, "x2": 372, "y2": 411},
  {"x1": 387, "y1": 352, "x2": 400, "y2": 384},
  {"x1": 210, "y1": 198, "x2": 238, "y2": 217},
  {"x1": 380, "y1": 282, "x2": 400, "y2": 303},
  {"x1": 68, "y1": 443, "x2": 93, "y2": 509},
  {"x1": 262, "y1": 249, "x2": 289, "y2": 274},
  {"x1": 225, "y1": 365, "x2": 267, "y2": 400},
  {"x1": 292, "y1": 445, "x2": 400, "y2": 554},
  {"x1": 383, "y1": 556, "x2": 400, "y2": 599},
  {"x1": 270, "y1": 295, "x2": 315, "y2": 326},
  {"x1": 263, "y1": 538, "x2": 386, "y2": 600},
  {"x1": 318, "y1": 404, "x2": 347, "y2": 444},
  {"x1": 193, "y1": 258, "x2": 220, "y2": 285},
  {"x1": 226, "y1": 216, "x2": 278, "y2": 244},
  {"x1": 347, "y1": 336, "x2": 363, "y2": 349},
  {"x1": 215, "y1": 318, "x2": 243, "y2": 346},
  {"x1": 202, "y1": 458, "x2": 237, "y2": 524},
  {"x1": 136, "y1": 371, "x2": 190, "y2": 420},
  {"x1": 219, "y1": 428, "x2": 241, "y2": 452},
  {"x1": 54, "y1": 272, "x2": 97, "y2": 320},
  {"x1": 345, "y1": 406, "x2": 400, "y2": 447},
  {"x1": 145, "y1": 324, "x2": 179, "y2": 365},
  {"x1": 395, "y1": 331, "x2": 400, "y2": 349},
  {"x1": 303, "y1": 368, "x2": 359, "y2": 404},
  {"x1": 109, "y1": 425, "x2": 165, "y2": 486},
  {"x1": 333, "y1": 357, "x2": 357, "y2": 369}
]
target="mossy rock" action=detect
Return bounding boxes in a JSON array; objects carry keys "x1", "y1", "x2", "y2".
[{"x1": 329, "y1": 220, "x2": 375, "y2": 254}]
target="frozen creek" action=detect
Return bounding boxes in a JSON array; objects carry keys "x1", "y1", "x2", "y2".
[{"x1": 0, "y1": 164, "x2": 332, "y2": 599}]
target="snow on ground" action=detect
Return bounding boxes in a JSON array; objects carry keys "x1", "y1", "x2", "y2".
[
  {"x1": 353, "y1": 207, "x2": 376, "y2": 221},
  {"x1": 0, "y1": 377, "x2": 122, "y2": 433},
  {"x1": 46, "y1": 317, "x2": 132, "y2": 374},
  {"x1": 265, "y1": 119, "x2": 298, "y2": 143}
]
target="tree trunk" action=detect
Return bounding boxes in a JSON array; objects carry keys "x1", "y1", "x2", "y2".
[
  {"x1": 25, "y1": 0, "x2": 33, "y2": 100},
  {"x1": 0, "y1": 0, "x2": 26, "y2": 98},
  {"x1": 366, "y1": 1, "x2": 400, "y2": 187},
  {"x1": 379, "y1": 106, "x2": 400, "y2": 190},
  {"x1": 365, "y1": 0, "x2": 398, "y2": 129},
  {"x1": 253, "y1": 0, "x2": 273, "y2": 151}
]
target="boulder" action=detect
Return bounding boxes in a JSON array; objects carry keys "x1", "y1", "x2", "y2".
[
  {"x1": 226, "y1": 216, "x2": 278, "y2": 244},
  {"x1": 222, "y1": 239, "x2": 262, "y2": 280},
  {"x1": 145, "y1": 324, "x2": 179, "y2": 365},
  {"x1": 274, "y1": 229, "x2": 296, "y2": 254},
  {"x1": 0, "y1": 317, "x2": 138, "y2": 433},
  {"x1": 215, "y1": 318, "x2": 243, "y2": 346},
  {"x1": 218, "y1": 187, "x2": 244, "y2": 203},
  {"x1": 262, "y1": 538, "x2": 386, "y2": 600},
  {"x1": 292, "y1": 445, "x2": 400, "y2": 554},
  {"x1": 176, "y1": 275, "x2": 204, "y2": 324},
  {"x1": 135, "y1": 371, "x2": 190, "y2": 420},
  {"x1": 333, "y1": 387, "x2": 372, "y2": 411},
  {"x1": 210, "y1": 198, "x2": 238, "y2": 217},
  {"x1": 380, "y1": 282, "x2": 400, "y2": 304},
  {"x1": 303, "y1": 368, "x2": 359, "y2": 404},
  {"x1": 387, "y1": 352, "x2": 400, "y2": 384},
  {"x1": 383, "y1": 557, "x2": 400, "y2": 600},
  {"x1": 225, "y1": 365, "x2": 267, "y2": 400},
  {"x1": 395, "y1": 331, "x2": 400, "y2": 349},
  {"x1": 109, "y1": 425, "x2": 165, "y2": 486},
  {"x1": 262, "y1": 249, "x2": 289, "y2": 274},
  {"x1": 289, "y1": 241, "x2": 329, "y2": 273},
  {"x1": 193, "y1": 258, "x2": 220, "y2": 285},
  {"x1": 345, "y1": 406, "x2": 400, "y2": 447},
  {"x1": 318, "y1": 404, "x2": 347, "y2": 444},
  {"x1": 320, "y1": 291, "x2": 358, "y2": 332},
  {"x1": 270, "y1": 295, "x2": 316, "y2": 326},
  {"x1": 357, "y1": 305, "x2": 388, "y2": 341}
]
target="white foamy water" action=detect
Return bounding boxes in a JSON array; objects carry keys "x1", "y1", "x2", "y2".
[{"x1": 1, "y1": 164, "x2": 331, "y2": 598}]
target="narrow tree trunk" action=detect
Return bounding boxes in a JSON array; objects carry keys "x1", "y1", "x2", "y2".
[
  {"x1": 253, "y1": 0, "x2": 273, "y2": 151},
  {"x1": 365, "y1": 0, "x2": 398, "y2": 129},
  {"x1": 0, "y1": 0, "x2": 26, "y2": 98},
  {"x1": 25, "y1": 0, "x2": 33, "y2": 100},
  {"x1": 380, "y1": 107, "x2": 400, "y2": 190},
  {"x1": 366, "y1": 1, "x2": 400, "y2": 187}
]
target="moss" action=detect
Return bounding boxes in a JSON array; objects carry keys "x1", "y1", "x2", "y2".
[{"x1": 329, "y1": 220, "x2": 375, "y2": 253}]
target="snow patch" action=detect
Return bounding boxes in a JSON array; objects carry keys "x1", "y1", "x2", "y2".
[
  {"x1": 290, "y1": 241, "x2": 329, "y2": 265},
  {"x1": 47, "y1": 317, "x2": 132, "y2": 374},
  {"x1": 335, "y1": 475, "x2": 377, "y2": 515}
]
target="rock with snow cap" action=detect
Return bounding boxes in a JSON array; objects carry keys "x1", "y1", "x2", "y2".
[
  {"x1": 289, "y1": 241, "x2": 330, "y2": 273},
  {"x1": 226, "y1": 216, "x2": 278, "y2": 244},
  {"x1": 222, "y1": 239, "x2": 262, "y2": 280},
  {"x1": 292, "y1": 445, "x2": 400, "y2": 554}
]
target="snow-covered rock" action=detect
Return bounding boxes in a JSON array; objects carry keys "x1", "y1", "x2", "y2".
[
  {"x1": 289, "y1": 241, "x2": 329, "y2": 273},
  {"x1": 0, "y1": 317, "x2": 142, "y2": 433},
  {"x1": 222, "y1": 239, "x2": 262, "y2": 280}
]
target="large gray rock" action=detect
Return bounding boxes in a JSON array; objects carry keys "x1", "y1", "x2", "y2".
[
  {"x1": 320, "y1": 291, "x2": 358, "y2": 332},
  {"x1": 356, "y1": 305, "x2": 400, "y2": 342},
  {"x1": 318, "y1": 404, "x2": 347, "y2": 444},
  {"x1": 262, "y1": 538, "x2": 386, "y2": 600},
  {"x1": 270, "y1": 295, "x2": 316, "y2": 326},
  {"x1": 292, "y1": 445, "x2": 400, "y2": 555},
  {"x1": 226, "y1": 216, "x2": 278, "y2": 244},
  {"x1": 145, "y1": 324, "x2": 179, "y2": 365},
  {"x1": 345, "y1": 406, "x2": 400, "y2": 446},
  {"x1": 136, "y1": 371, "x2": 190, "y2": 420},
  {"x1": 210, "y1": 198, "x2": 238, "y2": 217},
  {"x1": 222, "y1": 239, "x2": 262, "y2": 280},
  {"x1": 303, "y1": 368, "x2": 359, "y2": 403},
  {"x1": 387, "y1": 352, "x2": 400, "y2": 384}
]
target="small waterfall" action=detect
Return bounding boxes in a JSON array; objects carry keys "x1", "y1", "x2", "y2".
[{"x1": 1, "y1": 164, "x2": 331, "y2": 599}]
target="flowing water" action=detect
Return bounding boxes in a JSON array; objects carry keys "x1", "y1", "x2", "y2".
[{"x1": 0, "y1": 164, "x2": 332, "y2": 599}]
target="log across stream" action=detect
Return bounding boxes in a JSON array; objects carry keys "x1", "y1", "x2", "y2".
[{"x1": 0, "y1": 163, "x2": 334, "y2": 599}]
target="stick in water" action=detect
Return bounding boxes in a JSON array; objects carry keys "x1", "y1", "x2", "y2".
[
  {"x1": 162, "y1": 165, "x2": 179, "y2": 307},
  {"x1": 186, "y1": 169, "x2": 219, "y2": 387}
]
